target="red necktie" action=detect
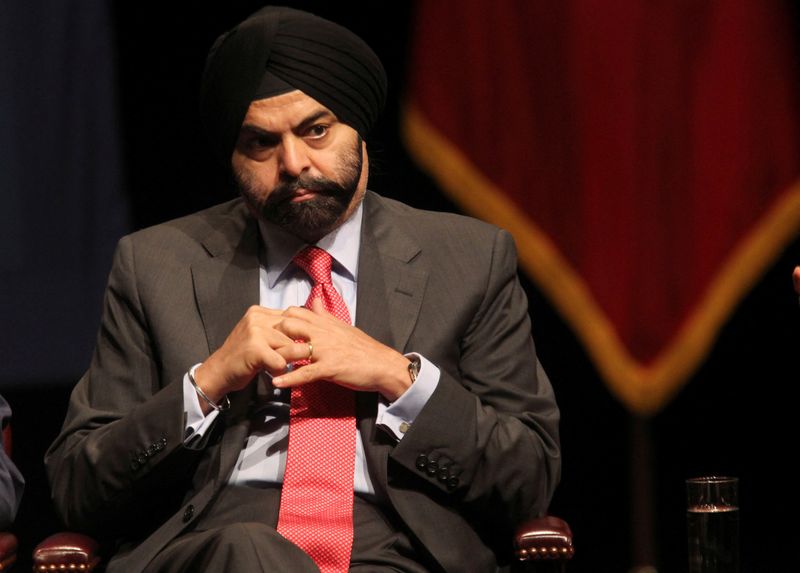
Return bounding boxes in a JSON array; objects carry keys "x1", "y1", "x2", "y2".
[{"x1": 277, "y1": 246, "x2": 356, "y2": 573}]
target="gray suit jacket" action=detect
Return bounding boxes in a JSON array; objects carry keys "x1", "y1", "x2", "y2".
[
  {"x1": 46, "y1": 191, "x2": 560, "y2": 572},
  {"x1": 1, "y1": 395, "x2": 24, "y2": 530}
]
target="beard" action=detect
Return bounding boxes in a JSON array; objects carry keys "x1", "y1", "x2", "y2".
[{"x1": 235, "y1": 138, "x2": 363, "y2": 243}]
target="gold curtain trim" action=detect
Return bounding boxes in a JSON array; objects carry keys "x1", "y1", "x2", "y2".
[{"x1": 402, "y1": 102, "x2": 800, "y2": 415}]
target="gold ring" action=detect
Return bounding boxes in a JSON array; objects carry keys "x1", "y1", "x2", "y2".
[{"x1": 307, "y1": 341, "x2": 314, "y2": 359}]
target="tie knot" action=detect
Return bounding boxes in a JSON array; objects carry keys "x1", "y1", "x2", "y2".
[{"x1": 293, "y1": 246, "x2": 333, "y2": 285}]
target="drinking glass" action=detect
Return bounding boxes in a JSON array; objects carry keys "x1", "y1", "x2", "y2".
[{"x1": 686, "y1": 476, "x2": 739, "y2": 573}]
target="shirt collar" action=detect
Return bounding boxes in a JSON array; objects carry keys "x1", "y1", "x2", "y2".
[{"x1": 258, "y1": 200, "x2": 364, "y2": 289}]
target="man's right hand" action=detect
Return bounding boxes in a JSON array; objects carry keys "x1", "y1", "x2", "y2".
[{"x1": 192, "y1": 306, "x2": 309, "y2": 413}]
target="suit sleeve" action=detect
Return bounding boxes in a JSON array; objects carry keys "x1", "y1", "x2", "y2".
[
  {"x1": 0, "y1": 396, "x2": 24, "y2": 530},
  {"x1": 388, "y1": 228, "x2": 561, "y2": 528},
  {"x1": 45, "y1": 236, "x2": 204, "y2": 536}
]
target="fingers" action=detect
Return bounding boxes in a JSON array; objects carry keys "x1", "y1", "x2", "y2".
[
  {"x1": 273, "y1": 316, "x2": 316, "y2": 341},
  {"x1": 246, "y1": 305, "x2": 287, "y2": 321},
  {"x1": 272, "y1": 362, "x2": 324, "y2": 389},
  {"x1": 201, "y1": 306, "x2": 300, "y2": 392},
  {"x1": 281, "y1": 305, "x2": 317, "y2": 321},
  {"x1": 236, "y1": 306, "x2": 295, "y2": 347},
  {"x1": 262, "y1": 298, "x2": 413, "y2": 400},
  {"x1": 274, "y1": 340, "x2": 315, "y2": 364},
  {"x1": 282, "y1": 301, "x2": 338, "y2": 322},
  {"x1": 258, "y1": 346, "x2": 291, "y2": 376},
  {"x1": 793, "y1": 266, "x2": 800, "y2": 295},
  {"x1": 309, "y1": 297, "x2": 333, "y2": 317},
  {"x1": 276, "y1": 304, "x2": 348, "y2": 340}
]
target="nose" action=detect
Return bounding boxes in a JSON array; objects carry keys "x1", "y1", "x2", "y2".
[{"x1": 278, "y1": 136, "x2": 311, "y2": 178}]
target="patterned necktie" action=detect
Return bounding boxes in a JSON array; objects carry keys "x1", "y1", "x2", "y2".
[{"x1": 277, "y1": 246, "x2": 356, "y2": 573}]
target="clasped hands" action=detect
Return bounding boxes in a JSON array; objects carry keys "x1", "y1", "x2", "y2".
[{"x1": 193, "y1": 299, "x2": 412, "y2": 413}]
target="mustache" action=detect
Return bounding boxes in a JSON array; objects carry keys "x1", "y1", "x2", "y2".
[{"x1": 266, "y1": 174, "x2": 343, "y2": 205}]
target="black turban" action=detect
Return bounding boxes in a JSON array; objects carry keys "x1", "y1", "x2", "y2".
[{"x1": 199, "y1": 6, "x2": 387, "y2": 166}]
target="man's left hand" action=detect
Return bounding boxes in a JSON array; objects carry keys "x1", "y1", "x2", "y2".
[{"x1": 271, "y1": 298, "x2": 412, "y2": 401}]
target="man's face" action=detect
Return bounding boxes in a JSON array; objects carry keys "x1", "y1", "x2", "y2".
[{"x1": 232, "y1": 90, "x2": 368, "y2": 243}]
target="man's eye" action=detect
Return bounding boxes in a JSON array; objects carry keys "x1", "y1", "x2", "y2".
[
  {"x1": 252, "y1": 136, "x2": 275, "y2": 148},
  {"x1": 306, "y1": 125, "x2": 329, "y2": 139}
]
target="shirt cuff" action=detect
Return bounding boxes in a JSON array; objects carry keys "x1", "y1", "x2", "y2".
[
  {"x1": 183, "y1": 363, "x2": 220, "y2": 449},
  {"x1": 376, "y1": 353, "x2": 439, "y2": 441}
]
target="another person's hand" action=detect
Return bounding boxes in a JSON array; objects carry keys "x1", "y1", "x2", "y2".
[{"x1": 272, "y1": 299, "x2": 413, "y2": 401}]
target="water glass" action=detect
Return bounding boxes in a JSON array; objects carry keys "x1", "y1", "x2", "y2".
[{"x1": 686, "y1": 476, "x2": 739, "y2": 573}]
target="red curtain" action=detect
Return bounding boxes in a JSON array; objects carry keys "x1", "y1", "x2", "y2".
[{"x1": 404, "y1": 0, "x2": 800, "y2": 414}]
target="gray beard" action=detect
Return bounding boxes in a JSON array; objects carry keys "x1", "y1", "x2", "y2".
[{"x1": 235, "y1": 140, "x2": 363, "y2": 243}]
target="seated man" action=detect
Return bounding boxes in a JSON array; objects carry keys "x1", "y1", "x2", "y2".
[
  {"x1": 1, "y1": 394, "x2": 24, "y2": 530},
  {"x1": 46, "y1": 7, "x2": 560, "y2": 572}
]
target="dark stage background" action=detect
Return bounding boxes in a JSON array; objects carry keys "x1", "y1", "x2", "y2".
[{"x1": 2, "y1": 2, "x2": 799, "y2": 571}]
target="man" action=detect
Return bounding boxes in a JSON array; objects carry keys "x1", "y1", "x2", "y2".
[
  {"x1": 1, "y1": 395, "x2": 24, "y2": 530},
  {"x1": 46, "y1": 6, "x2": 560, "y2": 572}
]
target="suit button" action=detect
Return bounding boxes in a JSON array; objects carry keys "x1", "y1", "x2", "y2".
[
  {"x1": 438, "y1": 467, "x2": 450, "y2": 482},
  {"x1": 159, "y1": 437, "x2": 168, "y2": 447},
  {"x1": 182, "y1": 505, "x2": 195, "y2": 523},
  {"x1": 137, "y1": 454, "x2": 147, "y2": 464},
  {"x1": 447, "y1": 477, "x2": 459, "y2": 490},
  {"x1": 147, "y1": 444, "x2": 157, "y2": 456},
  {"x1": 415, "y1": 454, "x2": 428, "y2": 470},
  {"x1": 426, "y1": 460, "x2": 438, "y2": 476}
]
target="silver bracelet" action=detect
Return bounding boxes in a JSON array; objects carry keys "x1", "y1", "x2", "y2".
[{"x1": 188, "y1": 366, "x2": 230, "y2": 411}]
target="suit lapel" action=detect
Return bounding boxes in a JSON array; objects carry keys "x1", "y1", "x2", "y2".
[
  {"x1": 355, "y1": 191, "x2": 428, "y2": 353},
  {"x1": 192, "y1": 205, "x2": 260, "y2": 355},
  {"x1": 189, "y1": 202, "x2": 261, "y2": 483},
  {"x1": 355, "y1": 192, "x2": 429, "y2": 499}
]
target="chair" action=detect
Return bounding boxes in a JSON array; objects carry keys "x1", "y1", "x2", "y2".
[
  {"x1": 32, "y1": 532, "x2": 99, "y2": 572},
  {"x1": 1, "y1": 427, "x2": 18, "y2": 571},
  {"x1": 32, "y1": 515, "x2": 573, "y2": 571},
  {"x1": 0, "y1": 423, "x2": 99, "y2": 573},
  {"x1": 0, "y1": 532, "x2": 17, "y2": 571},
  {"x1": 514, "y1": 516, "x2": 574, "y2": 571}
]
